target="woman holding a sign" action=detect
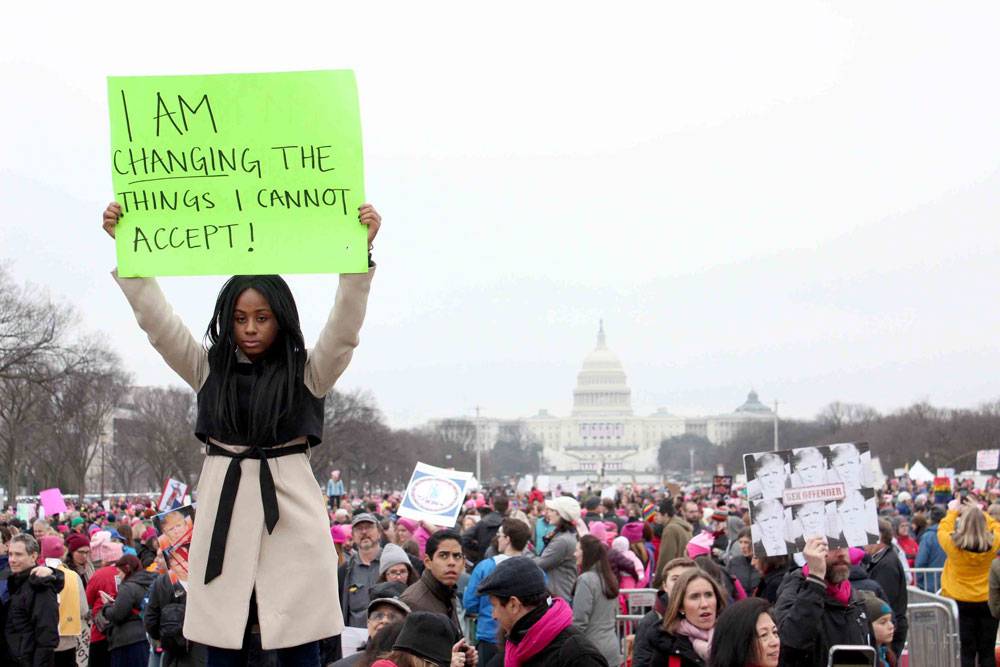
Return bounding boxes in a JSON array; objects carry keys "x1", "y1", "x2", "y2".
[{"x1": 103, "y1": 201, "x2": 381, "y2": 665}]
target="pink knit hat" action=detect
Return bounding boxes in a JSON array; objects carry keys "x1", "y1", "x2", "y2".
[
  {"x1": 685, "y1": 531, "x2": 714, "y2": 559},
  {"x1": 621, "y1": 522, "x2": 644, "y2": 544},
  {"x1": 90, "y1": 530, "x2": 124, "y2": 563},
  {"x1": 330, "y1": 524, "x2": 349, "y2": 544},
  {"x1": 396, "y1": 518, "x2": 418, "y2": 533},
  {"x1": 40, "y1": 535, "x2": 65, "y2": 561}
]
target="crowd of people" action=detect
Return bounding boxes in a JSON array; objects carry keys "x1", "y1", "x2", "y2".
[{"x1": 2, "y1": 472, "x2": 1000, "y2": 666}]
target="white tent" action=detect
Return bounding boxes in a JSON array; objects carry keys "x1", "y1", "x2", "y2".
[{"x1": 908, "y1": 460, "x2": 934, "y2": 483}]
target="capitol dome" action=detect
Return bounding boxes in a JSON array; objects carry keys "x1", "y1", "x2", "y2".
[{"x1": 572, "y1": 321, "x2": 633, "y2": 417}]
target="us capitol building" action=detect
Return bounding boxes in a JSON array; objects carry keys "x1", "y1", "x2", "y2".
[{"x1": 432, "y1": 323, "x2": 776, "y2": 484}]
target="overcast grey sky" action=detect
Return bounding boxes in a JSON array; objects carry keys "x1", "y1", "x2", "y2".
[{"x1": 2, "y1": 2, "x2": 999, "y2": 427}]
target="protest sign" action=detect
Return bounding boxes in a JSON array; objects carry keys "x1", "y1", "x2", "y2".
[
  {"x1": 712, "y1": 475, "x2": 733, "y2": 496},
  {"x1": 157, "y1": 477, "x2": 188, "y2": 511},
  {"x1": 341, "y1": 627, "x2": 369, "y2": 657},
  {"x1": 977, "y1": 450, "x2": 1000, "y2": 472},
  {"x1": 107, "y1": 70, "x2": 367, "y2": 277},
  {"x1": 535, "y1": 475, "x2": 551, "y2": 493},
  {"x1": 154, "y1": 504, "x2": 195, "y2": 549},
  {"x1": 937, "y1": 467, "x2": 956, "y2": 480},
  {"x1": 601, "y1": 486, "x2": 617, "y2": 501},
  {"x1": 933, "y1": 476, "x2": 953, "y2": 505},
  {"x1": 39, "y1": 488, "x2": 67, "y2": 517},
  {"x1": 516, "y1": 476, "x2": 533, "y2": 494},
  {"x1": 16, "y1": 503, "x2": 35, "y2": 522},
  {"x1": 893, "y1": 468, "x2": 907, "y2": 478},
  {"x1": 398, "y1": 462, "x2": 474, "y2": 527},
  {"x1": 744, "y1": 442, "x2": 878, "y2": 558}
]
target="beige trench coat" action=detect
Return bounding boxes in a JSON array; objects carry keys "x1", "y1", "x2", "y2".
[{"x1": 113, "y1": 267, "x2": 374, "y2": 649}]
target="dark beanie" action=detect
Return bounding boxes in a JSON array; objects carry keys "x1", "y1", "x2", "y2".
[
  {"x1": 476, "y1": 556, "x2": 547, "y2": 599},
  {"x1": 65, "y1": 533, "x2": 90, "y2": 555},
  {"x1": 393, "y1": 612, "x2": 457, "y2": 666}
]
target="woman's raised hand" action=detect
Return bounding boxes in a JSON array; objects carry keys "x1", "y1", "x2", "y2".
[
  {"x1": 102, "y1": 202, "x2": 123, "y2": 239},
  {"x1": 359, "y1": 203, "x2": 381, "y2": 247}
]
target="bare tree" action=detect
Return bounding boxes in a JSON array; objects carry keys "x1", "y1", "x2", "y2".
[
  {"x1": 0, "y1": 375, "x2": 49, "y2": 503},
  {"x1": 116, "y1": 386, "x2": 201, "y2": 491},
  {"x1": 817, "y1": 401, "x2": 881, "y2": 432},
  {"x1": 42, "y1": 342, "x2": 132, "y2": 498},
  {"x1": 0, "y1": 266, "x2": 77, "y2": 383}
]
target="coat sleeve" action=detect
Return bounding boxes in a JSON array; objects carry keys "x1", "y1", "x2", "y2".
[
  {"x1": 144, "y1": 576, "x2": 167, "y2": 640},
  {"x1": 572, "y1": 573, "x2": 595, "y2": 632},
  {"x1": 106, "y1": 581, "x2": 139, "y2": 624},
  {"x1": 989, "y1": 560, "x2": 1000, "y2": 619},
  {"x1": 532, "y1": 534, "x2": 571, "y2": 573},
  {"x1": 937, "y1": 511, "x2": 958, "y2": 555},
  {"x1": 631, "y1": 621, "x2": 657, "y2": 667},
  {"x1": 303, "y1": 269, "x2": 375, "y2": 397},
  {"x1": 31, "y1": 583, "x2": 61, "y2": 666},
  {"x1": 113, "y1": 270, "x2": 209, "y2": 391},
  {"x1": 915, "y1": 532, "x2": 931, "y2": 568},
  {"x1": 463, "y1": 561, "x2": 489, "y2": 615},
  {"x1": 773, "y1": 574, "x2": 827, "y2": 657}
]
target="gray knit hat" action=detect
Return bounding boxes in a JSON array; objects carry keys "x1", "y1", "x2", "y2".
[{"x1": 379, "y1": 542, "x2": 413, "y2": 578}]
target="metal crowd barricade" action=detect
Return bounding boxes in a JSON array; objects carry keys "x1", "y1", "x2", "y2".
[
  {"x1": 909, "y1": 567, "x2": 944, "y2": 594},
  {"x1": 905, "y1": 586, "x2": 960, "y2": 667},
  {"x1": 617, "y1": 589, "x2": 658, "y2": 663}
]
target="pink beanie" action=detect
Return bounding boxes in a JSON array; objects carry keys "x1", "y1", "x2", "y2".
[
  {"x1": 40, "y1": 536, "x2": 64, "y2": 560},
  {"x1": 589, "y1": 521, "x2": 608, "y2": 543},
  {"x1": 90, "y1": 530, "x2": 124, "y2": 563},
  {"x1": 685, "y1": 531, "x2": 714, "y2": 559},
  {"x1": 330, "y1": 524, "x2": 348, "y2": 544},
  {"x1": 849, "y1": 547, "x2": 866, "y2": 566},
  {"x1": 621, "y1": 522, "x2": 644, "y2": 544},
  {"x1": 396, "y1": 518, "x2": 418, "y2": 533}
]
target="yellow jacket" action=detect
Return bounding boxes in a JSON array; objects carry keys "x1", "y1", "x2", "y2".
[{"x1": 938, "y1": 509, "x2": 1000, "y2": 602}]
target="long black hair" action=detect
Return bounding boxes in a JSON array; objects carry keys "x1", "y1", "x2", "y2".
[
  {"x1": 708, "y1": 597, "x2": 774, "y2": 667},
  {"x1": 205, "y1": 275, "x2": 306, "y2": 444}
]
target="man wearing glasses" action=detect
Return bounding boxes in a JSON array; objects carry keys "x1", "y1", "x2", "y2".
[{"x1": 339, "y1": 514, "x2": 384, "y2": 628}]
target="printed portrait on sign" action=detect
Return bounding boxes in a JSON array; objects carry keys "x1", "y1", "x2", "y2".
[
  {"x1": 788, "y1": 500, "x2": 838, "y2": 551},
  {"x1": 750, "y1": 498, "x2": 794, "y2": 558},
  {"x1": 745, "y1": 451, "x2": 790, "y2": 502},
  {"x1": 789, "y1": 446, "x2": 832, "y2": 488},
  {"x1": 828, "y1": 442, "x2": 874, "y2": 490},
  {"x1": 832, "y1": 488, "x2": 879, "y2": 548},
  {"x1": 154, "y1": 504, "x2": 195, "y2": 550}
]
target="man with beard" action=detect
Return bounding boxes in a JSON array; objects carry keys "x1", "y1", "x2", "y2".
[
  {"x1": 339, "y1": 514, "x2": 383, "y2": 628},
  {"x1": 773, "y1": 537, "x2": 871, "y2": 666}
]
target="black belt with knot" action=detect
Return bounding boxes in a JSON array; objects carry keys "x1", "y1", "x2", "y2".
[{"x1": 204, "y1": 441, "x2": 310, "y2": 584}]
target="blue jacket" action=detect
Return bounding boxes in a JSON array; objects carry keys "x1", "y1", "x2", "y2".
[
  {"x1": 463, "y1": 554, "x2": 510, "y2": 643},
  {"x1": 327, "y1": 479, "x2": 345, "y2": 497},
  {"x1": 915, "y1": 524, "x2": 947, "y2": 590}
]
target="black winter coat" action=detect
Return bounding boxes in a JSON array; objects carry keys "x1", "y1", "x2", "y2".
[
  {"x1": 865, "y1": 547, "x2": 909, "y2": 657},
  {"x1": 632, "y1": 590, "x2": 668, "y2": 667},
  {"x1": 105, "y1": 569, "x2": 156, "y2": 650},
  {"x1": 462, "y1": 511, "x2": 503, "y2": 564},
  {"x1": 754, "y1": 566, "x2": 788, "y2": 604},
  {"x1": 1, "y1": 567, "x2": 63, "y2": 667},
  {"x1": 632, "y1": 625, "x2": 704, "y2": 667},
  {"x1": 501, "y1": 602, "x2": 608, "y2": 667},
  {"x1": 773, "y1": 570, "x2": 871, "y2": 667},
  {"x1": 144, "y1": 574, "x2": 207, "y2": 667}
]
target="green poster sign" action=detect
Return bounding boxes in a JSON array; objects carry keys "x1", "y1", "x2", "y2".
[{"x1": 107, "y1": 70, "x2": 366, "y2": 277}]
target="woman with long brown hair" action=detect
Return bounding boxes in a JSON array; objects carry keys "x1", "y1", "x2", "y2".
[
  {"x1": 633, "y1": 568, "x2": 727, "y2": 667},
  {"x1": 571, "y1": 535, "x2": 622, "y2": 666}
]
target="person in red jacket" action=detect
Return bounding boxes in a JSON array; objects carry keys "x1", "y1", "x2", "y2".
[{"x1": 85, "y1": 560, "x2": 122, "y2": 667}]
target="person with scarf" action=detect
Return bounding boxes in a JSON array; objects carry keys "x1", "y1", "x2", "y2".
[
  {"x1": 773, "y1": 537, "x2": 871, "y2": 667},
  {"x1": 476, "y1": 556, "x2": 607, "y2": 667},
  {"x1": 633, "y1": 569, "x2": 726, "y2": 667}
]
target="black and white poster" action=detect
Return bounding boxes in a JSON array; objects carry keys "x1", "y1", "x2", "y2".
[{"x1": 744, "y1": 442, "x2": 878, "y2": 557}]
